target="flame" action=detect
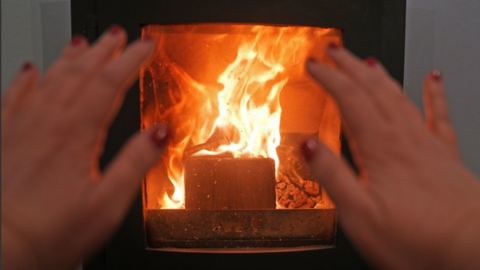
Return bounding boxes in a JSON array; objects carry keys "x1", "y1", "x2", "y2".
[
  {"x1": 209, "y1": 30, "x2": 290, "y2": 169},
  {"x1": 141, "y1": 24, "x2": 342, "y2": 209}
]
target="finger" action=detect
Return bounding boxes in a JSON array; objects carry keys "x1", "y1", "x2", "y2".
[
  {"x1": 35, "y1": 35, "x2": 90, "y2": 95},
  {"x1": 306, "y1": 58, "x2": 384, "y2": 143},
  {"x1": 80, "y1": 25, "x2": 127, "y2": 65},
  {"x1": 423, "y1": 70, "x2": 458, "y2": 147},
  {"x1": 88, "y1": 125, "x2": 168, "y2": 236},
  {"x1": 39, "y1": 25, "x2": 127, "y2": 103},
  {"x1": 301, "y1": 138, "x2": 372, "y2": 214},
  {"x1": 326, "y1": 46, "x2": 423, "y2": 125},
  {"x1": 75, "y1": 38, "x2": 156, "y2": 128},
  {"x1": 33, "y1": 36, "x2": 89, "y2": 97},
  {"x1": 60, "y1": 35, "x2": 90, "y2": 60},
  {"x1": 2, "y1": 63, "x2": 38, "y2": 111}
]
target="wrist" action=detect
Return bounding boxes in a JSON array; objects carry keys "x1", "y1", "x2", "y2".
[
  {"x1": 1, "y1": 223, "x2": 41, "y2": 270},
  {"x1": 439, "y1": 208, "x2": 480, "y2": 270}
]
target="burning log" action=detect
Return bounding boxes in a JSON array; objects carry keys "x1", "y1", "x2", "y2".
[
  {"x1": 184, "y1": 123, "x2": 241, "y2": 157},
  {"x1": 184, "y1": 137, "x2": 230, "y2": 157},
  {"x1": 185, "y1": 157, "x2": 276, "y2": 210}
]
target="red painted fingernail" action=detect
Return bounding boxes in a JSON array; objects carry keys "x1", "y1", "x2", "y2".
[
  {"x1": 109, "y1": 25, "x2": 122, "y2": 35},
  {"x1": 365, "y1": 57, "x2": 377, "y2": 67},
  {"x1": 328, "y1": 43, "x2": 339, "y2": 49},
  {"x1": 306, "y1": 58, "x2": 318, "y2": 65},
  {"x1": 431, "y1": 70, "x2": 442, "y2": 82},
  {"x1": 71, "y1": 35, "x2": 83, "y2": 46},
  {"x1": 151, "y1": 124, "x2": 168, "y2": 148},
  {"x1": 301, "y1": 139, "x2": 320, "y2": 162},
  {"x1": 22, "y1": 62, "x2": 33, "y2": 71}
]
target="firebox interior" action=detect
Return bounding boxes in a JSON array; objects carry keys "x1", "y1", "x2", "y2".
[
  {"x1": 140, "y1": 24, "x2": 342, "y2": 250},
  {"x1": 141, "y1": 24, "x2": 342, "y2": 211}
]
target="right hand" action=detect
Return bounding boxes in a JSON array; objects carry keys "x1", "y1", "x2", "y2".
[{"x1": 303, "y1": 46, "x2": 480, "y2": 270}]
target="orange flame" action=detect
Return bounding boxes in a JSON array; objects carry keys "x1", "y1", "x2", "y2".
[{"x1": 141, "y1": 24, "x2": 342, "y2": 209}]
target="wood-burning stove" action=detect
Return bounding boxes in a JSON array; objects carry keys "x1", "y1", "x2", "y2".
[{"x1": 72, "y1": 1, "x2": 405, "y2": 269}]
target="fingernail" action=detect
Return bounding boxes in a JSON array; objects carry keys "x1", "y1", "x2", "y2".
[
  {"x1": 22, "y1": 62, "x2": 33, "y2": 72},
  {"x1": 109, "y1": 25, "x2": 122, "y2": 35},
  {"x1": 151, "y1": 124, "x2": 168, "y2": 148},
  {"x1": 431, "y1": 70, "x2": 442, "y2": 82},
  {"x1": 328, "y1": 43, "x2": 340, "y2": 50},
  {"x1": 301, "y1": 139, "x2": 320, "y2": 162},
  {"x1": 306, "y1": 58, "x2": 318, "y2": 65},
  {"x1": 71, "y1": 35, "x2": 83, "y2": 46},
  {"x1": 365, "y1": 57, "x2": 377, "y2": 67}
]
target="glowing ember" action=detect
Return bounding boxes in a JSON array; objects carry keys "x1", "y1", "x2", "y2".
[{"x1": 141, "y1": 24, "x2": 342, "y2": 209}]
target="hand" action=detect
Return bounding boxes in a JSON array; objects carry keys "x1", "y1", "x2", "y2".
[
  {"x1": 1, "y1": 26, "x2": 168, "y2": 270},
  {"x1": 303, "y1": 46, "x2": 480, "y2": 270}
]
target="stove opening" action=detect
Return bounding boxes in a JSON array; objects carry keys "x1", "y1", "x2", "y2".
[{"x1": 140, "y1": 24, "x2": 343, "y2": 251}]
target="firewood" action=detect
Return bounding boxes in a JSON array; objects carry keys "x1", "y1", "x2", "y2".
[
  {"x1": 185, "y1": 157, "x2": 276, "y2": 210},
  {"x1": 304, "y1": 180, "x2": 320, "y2": 196},
  {"x1": 184, "y1": 123, "x2": 243, "y2": 157},
  {"x1": 184, "y1": 137, "x2": 230, "y2": 157}
]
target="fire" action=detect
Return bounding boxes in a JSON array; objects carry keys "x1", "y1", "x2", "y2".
[{"x1": 141, "y1": 24, "x2": 342, "y2": 209}]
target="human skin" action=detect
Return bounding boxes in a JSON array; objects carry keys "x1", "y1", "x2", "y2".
[
  {"x1": 1, "y1": 26, "x2": 167, "y2": 270},
  {"x1": 303, "y1": 46, "x2": 480, "y2": 270}
]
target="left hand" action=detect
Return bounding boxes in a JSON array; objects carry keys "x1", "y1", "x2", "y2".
[{"x1": 1, "y1": 27, "x2": 167, "y2": 270}]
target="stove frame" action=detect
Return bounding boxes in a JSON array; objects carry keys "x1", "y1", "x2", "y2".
[{"x1": 72, "y1": 1, "x2": 406, "y2": 269}]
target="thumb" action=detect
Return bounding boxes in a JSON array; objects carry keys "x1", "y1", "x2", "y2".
[
  {"x1": 301, "y1": 138, "x2": 370, "y2": 214},
  {"x1": 90, "y1": 124, "x2": 168, "y2": 231}
]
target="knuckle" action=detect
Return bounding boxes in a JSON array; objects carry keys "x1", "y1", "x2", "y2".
[
  {"x1": 436, "y1": 111, "x2": 451, "y2": 123},
  {"x1": 65, "y1": 60, "x2": 86, "y2": 76},
  {"x1": 440, "y1": 127, "x2": 457, "y2": 142},
  {"x1": 379, "y1": 126, "x2": 409, "y2": 154},
  {"x1": 337, "y1": 80, "x2": 356, "y2": 93},
  {"x1": 47, "y1": 114, "x2": 73, "y2": 137},
  {"x1": 96, "y1": 69, "x2": 121, "y2": 90},
  {"x1": 98, "y1": 69, "x2": 119, "y2": 86},
  {"x1": 404, "y1": 102, "x2": 424, "y2": 121},
  {"x1": 364, "y1": 71, "x2": 384, "y2": 86},
  {"x1": 338, "y1": 88, "x2": 365, "y2": 108},
  {"x1": 122, "y1": 145, "x2": 151, "y2": 176},
  {"x1": 366, "y1": 69, "x2": 403, "y2": 95}
]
